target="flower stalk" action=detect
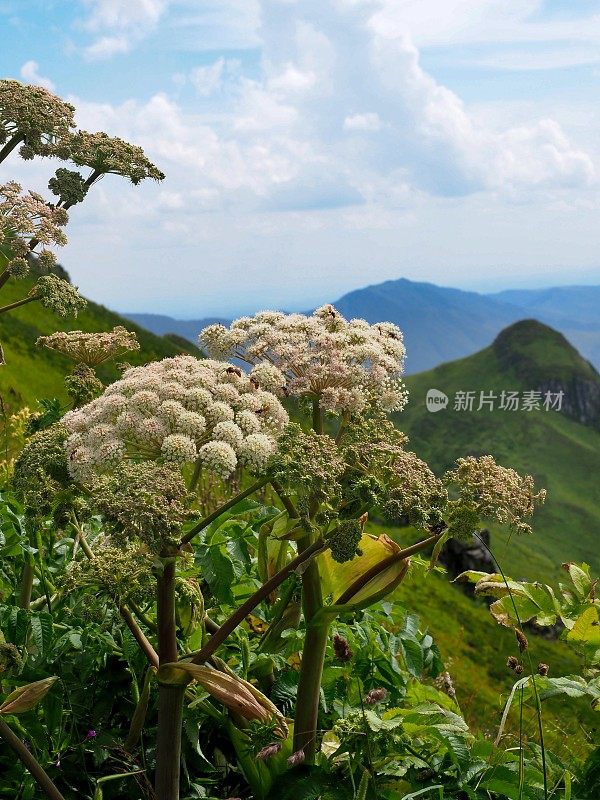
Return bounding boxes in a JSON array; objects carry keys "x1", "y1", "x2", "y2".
[
  {"x1": 155, "y1": 556, "x2": 185, "y2": 800},
  {"x1": 0, "y1": 717, "x2": 65, "y2": 800}
]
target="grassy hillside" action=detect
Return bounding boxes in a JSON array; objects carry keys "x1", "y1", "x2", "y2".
[
  {"x1": 0, "y1": 275, "x2": 202, "y2": 413},
  {"x1": 396, "y1": 320, "x2": 600, "y2": 584}
]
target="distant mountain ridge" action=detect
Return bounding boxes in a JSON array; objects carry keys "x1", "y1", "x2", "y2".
[{"x1": 124, "y1": 278, "x2": 600, "y2": 374}]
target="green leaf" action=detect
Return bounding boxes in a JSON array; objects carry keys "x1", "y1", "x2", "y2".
[
  {"x1": 400, "y1": 638, "x2": 424, "y2": 678},
  {"x1": 567, "y1": 607, "x2": 600, "y2": 647},
  {"x1": 196, "y1": 542, "x2": 235, "y2": 604},
  {"x1": 29, "y1": 613, "x2": 53, "y2": 656}
]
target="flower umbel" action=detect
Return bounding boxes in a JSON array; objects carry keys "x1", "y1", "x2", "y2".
[
  {"x1": 63, "y1": 355, "x2": 288, "y2": 483},
  {"x1": 37, "y1": 327, "x2": 140, "y2": 367},
  {"x1": 200, "y1": 306, "x2": 407, "y2": 415},
  {"x1": 444, "y1": 455, "x2": 546, "y2": 539}
]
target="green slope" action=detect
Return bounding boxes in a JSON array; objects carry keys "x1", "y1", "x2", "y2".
[
  {"x1": 396, "y1": 320, "x2": 600, "y2": 584},
  {"x1": 0, "y1": 275, "x2": 202, "y2": 413}
]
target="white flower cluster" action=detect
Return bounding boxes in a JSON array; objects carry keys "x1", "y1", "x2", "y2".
[
  {"x1": 63, "y1": 356, "x2": 288, "y2": 483},
  {"x1": 200, "y1": 306, "x2": 407, "y2": 414}
]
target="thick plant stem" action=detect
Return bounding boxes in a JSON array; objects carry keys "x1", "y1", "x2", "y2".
[
  {"x1": 18, "y1": 559, "x2": 35, "y2": 610},
  {"x1": 189, "y1": 538, "x2": 325, "y2": 665},
  {"x1": 292, "y1": 396, "x2": 327, "y2": 760},
  {"x1": 155, "y1": 558, "x2": 185, "y2": 800},
  {"x1": 0, "y1": 294, "x2": 36, "y2": 314},
  {"x1": 0, "y1": 133, "x2": 24, "y2": 164},
  {"x1": 292, "y1": 620, "x2": 329, "y2": 760},
  {"x1": 155, "y1": 684, "x2": 185, "y2": 800},
  {"x1": 180, "y1": 476, "x2": 269, "y2": 545},
  {"x1": 292, "y1": 531, "x2": 326, "y2": 761},
  {"x1": 0, "y1": 717, "x2": 65, "y2": 800}
]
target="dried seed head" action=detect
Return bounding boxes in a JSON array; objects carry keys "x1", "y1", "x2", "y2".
[
  {"x1": 363, "y1": 687, "x2": 387, "y2": 705},
  {"x1": 256, "y1": 742, "x2": 282, "y2": 761},
  {"x1": 537, "y1": 662, "x2": 549, "y2": 676},
  {"x1": 514, "y1": 664, "x2": 524, "y2": 675},
  {"x1": 507, "y1": 655, "x2": 519, "y2": 671},
  {"x1": 287, "y1": 749, "x2": 306, "y2": 767},
  {"x1": 515, "y1": 629, "x2": 529, "y2": 652},
  {"x1": 332, "y1": 633, "x2": 353, "y2": 662}
]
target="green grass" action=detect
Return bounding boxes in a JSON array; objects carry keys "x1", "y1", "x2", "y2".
[{"x1": 0, "y1": 275, "x2": 201, "y2": 413}]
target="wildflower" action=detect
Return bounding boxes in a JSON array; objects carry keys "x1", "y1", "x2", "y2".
[
  {"x1": 48, "y1": 168, "x2": 88, "y2": 206},
  {"x1": 200, "y1": 306, "x2": 407, "y2": 415},
  {"x1": 91, "y1": 462, "x2": 190, "y2": 550},
  {"x1": 12, "y1": 423, "x2": 71, "y2": 516},
  {"x1": 65, "y1": 365, "x2": 104, "y2": 407},
  {"x1": 1, "y1": 181, "x2": 68, "y2": 262},
  {"x1": 270, "y1": 423, "x2": 344, "y2": 510},
  {"x1": 287, "y1": 749, "x2": 306, "y2": 767},
  {"x1": 7, "y1": 257, "x2": 29, "y2": 277},
  {"x1": 332, "y1": 634, "x2": 353, "y2": 662},
  {"x1": 382, "y1": 449, "x2": 447, "y2": 531},
  {"x1": 85, "y1": 730, "x2": 97, "y2": 740},
  {"x1": 66, "y1": 130, "x2": 165, "y2": 184},
  {"x1": 63, "y1": 356, "x2": 288, "y2": 483},
  {"x1": 326, "y1": 519, "x2": 363, "y2": 564},
  {"x1": 37, "y1": 327, "x2": 139, "y2": 366},
  {"x1": 537, "y1": 662, "x2": 549, "y2": 676},
  {"x1": 65, "y1": 539, "x2": 155, "y2": 604},
  {"x1": 0, "y1": 79, "x2": 75, "y2": 156},
  {"x1": 33, "y1": 274, "x2": 87, "y2": 317}
]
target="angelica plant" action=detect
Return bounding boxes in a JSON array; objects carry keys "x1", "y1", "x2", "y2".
[
  {"x1": 205, "y1": 306, "x2": 546, "y2": 766},
  {"x1": 0, "y1": 79, "x2": 163, "y2": 361}
]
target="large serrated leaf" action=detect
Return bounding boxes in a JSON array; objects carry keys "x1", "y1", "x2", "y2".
[{"x1": 30, "y1": 613, "x2": 53, "y2": 656}]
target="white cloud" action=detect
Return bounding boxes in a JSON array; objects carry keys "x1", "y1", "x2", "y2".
[
  {"x1": 20, "y1": 60, "x2": 55, "y2": 91},
  {"x1": 344, "y1": 112, "x2": 382, "y2": 131},
  {"x1": 190, "y1": 59, "x2": 227, "y2": 97},
  {"x1": 84, "y1": 35, "x2": 130, "y2": 59},
  {"x1": 82, "y1": 0, "x2": 167, "y2": 32},
  {"x1": 80, "y1": 0, "x2": 169, "y2": 59}
]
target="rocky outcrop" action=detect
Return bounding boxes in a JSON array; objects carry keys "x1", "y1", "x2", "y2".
[
  {"x1": 439, "y1": 529, "x2": 496, "y2": 581},
  {"x1": 538, "y1": 376, "x2": 600, "y2": 430}
]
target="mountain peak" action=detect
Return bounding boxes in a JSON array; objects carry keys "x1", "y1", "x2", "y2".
[
  {"x1": 492, "y1": 319, "x2": 600, "y2": 429},
  {"x1": 493, "y1": 319, "x2": 599, "y2": 385}
]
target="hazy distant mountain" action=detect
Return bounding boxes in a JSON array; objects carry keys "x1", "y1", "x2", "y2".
[
  {"x1": 332, "y1": 278, "x2": 523, "y2": 373},
  {"x1": 487, "y1": 286, "x2": 600, "y2": 371},
  {"x1": 122, "y1": 313, "x2": 228, "y2": 345},
  {"x1": 124, "y1": 279, "x2": 600, "y2": 374}
]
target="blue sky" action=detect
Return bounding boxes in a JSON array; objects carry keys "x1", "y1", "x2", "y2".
[{"x1": 1, "y1": 1, "x2": 600, "y2": 317}]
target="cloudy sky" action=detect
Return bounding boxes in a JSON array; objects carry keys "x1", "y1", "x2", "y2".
[{"x1": 1, "y1": 1, "x2": 600, "y2": 317}]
